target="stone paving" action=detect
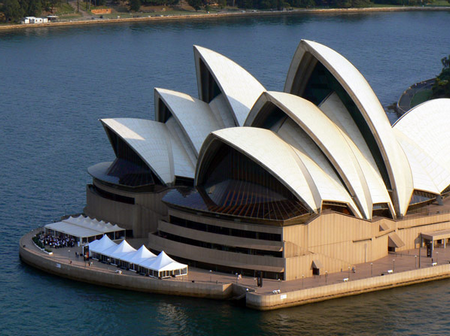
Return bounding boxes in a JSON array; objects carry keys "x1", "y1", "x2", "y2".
[{"x1": 25, "y1": 229, "x2": 450, "y2": 297}]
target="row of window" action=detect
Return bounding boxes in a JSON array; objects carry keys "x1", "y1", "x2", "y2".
[
  {"x1": 169, "y1": 216, "x2": 282, "y2": 241},
  {"x1": 164, "y1": 254, "x2": 283, "y2": 280},
  {"x1": 157, "y1": 231, "x2": 282, "y2": 258},
  {"x1": 90, "y1": 184, "x2": 135, "y2": 205}
]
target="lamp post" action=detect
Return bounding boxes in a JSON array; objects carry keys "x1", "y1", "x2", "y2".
[
  {"x1": 209, "y1": 270, "x2": 212, "y2": 282},
  {"x1": 370, "y1": 263, "x2": 373, "y2": 277},
  {"x1": 436, "y1": 251, "x2": 439, "y2": 264},
  {"x1": 302, "y1": 274, "x2": 304, "y2": 289},
  {"x1": 393, "y1": 259, "x2": 395, "y2": 272},
  {"x1": 415, "y1": 255, "x2": 417, "y2": 268},
  {"x1": 348, "y1": 266, "x2": 351, "y2": 279},
  {"x1": 325, "y1": 271, "x2": 328, "y2": 284}
]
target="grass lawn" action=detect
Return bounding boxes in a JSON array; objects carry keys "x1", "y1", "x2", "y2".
[
  {"x1": 55, "y1": 3, "x2": 77, "y2": 15},
  {"x1": 411, "y1": 89, "x2": 432, "y2": 108},
  {"x1": 428, "y1": 0, "x2": 450, "y2": 5}
]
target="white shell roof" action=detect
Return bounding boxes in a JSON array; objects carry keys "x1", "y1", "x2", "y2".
[
  {"x1": 164, "y1": 117, "x2": 196, "y2": 179},
  {"x1": 393, "y1": 99, "x2": 450, "y2": 193},
  {"x1": 155, "y1": 88, "x2": 222, "y2": 156},
  {"x1": 101, "y1": 118, "x2": 195, "y2": 185},
  {"x1": 394, "y1": 129, "x2": 443, "y2": 194},
  {"x1": 198, "y1": 127, "x2": 324, "y2": 214},
  {"x1": 246, "y1": 91, "x2": 394, "y2": 219},
  {"x1": 319, "y1": 92, "x2": 379, "y2": 172},
  {"x1": 285, "y1": 40, "x2": 413, "y2": 217},
  {"x1": 291, "y1": 146, "x2": 362, "y2": 218},
  {"x1": 194, "y1": 45, "x2": 266, "y2": 127},
  {"x1": 209, "y1": 94, "x2": 235, "y2": 129}
]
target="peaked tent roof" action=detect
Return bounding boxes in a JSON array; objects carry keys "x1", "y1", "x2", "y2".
[
  {"x1": 143, "y1": 251, "x2": 187, "y2": 272},
  {"x1": 89, "y1": 235, "x2": 117, "y2": 254},
  {"x1": 121, "y1": 245, "x2": 157, "y2": 264},
  {"x1": 108, "y1": 240, "x2": 136, "y2": 260}
]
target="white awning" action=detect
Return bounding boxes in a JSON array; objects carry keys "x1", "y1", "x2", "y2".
[{"x1": 45, "y1": 215, "x2": 125, "y2": 241}]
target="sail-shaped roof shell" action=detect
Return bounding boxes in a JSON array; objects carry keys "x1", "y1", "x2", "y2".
[
  {"x1": 194, "y1": 45, "x2": 266, "y2": 127},
  {"x1": 246, "y1": 91, "x2": 393, "y2": 219},
  {"x1": 393, "y1": 99, "x2": 450, "y2": 194},
  {"x1": 285, "y1": 40, "x2": 413, "y2": 217},
  {"x1": 197, "y1": 127, "x2": 322, "y2": 214},
  {"x1": 155, "y1": 88, "x2": 222, "y2": 156},
  {"x1": 101, "y1": 118, "x2": 195, "y2": 185}
]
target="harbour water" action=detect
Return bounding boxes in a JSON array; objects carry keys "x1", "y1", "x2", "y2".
[{"x1": 1, "y1": 11, "x2": 450, "y2": 335}]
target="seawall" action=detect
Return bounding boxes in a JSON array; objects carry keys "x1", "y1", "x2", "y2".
[
  {"x1": 246, "y1": 265, "x2": 450, "y2": 310},
  {"x1": 20, "y1": 229, "x2": 450, "y2": 310},
  {"x1": 19, "y1": 230, "x2": 233, "y2": 300}
]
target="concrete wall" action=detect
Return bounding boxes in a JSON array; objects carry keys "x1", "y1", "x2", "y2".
[
  {"x1": 84, "y1": 182, "x2": 169, "y2": 238},
  {"x1": 85, "y1": 186, "x2": 139, "y2": 231},
  {"x1": 282, "y1": 212, "x2": 387, "y2": 280},
  {"x1": 247, "y1": 264, "x2": 450, "y2": 310},
  {"x1": 148, "y1": 234, "x2": 285, "y2": 273},
  {"x1": 19, "y1": 236, "x2": 232, "y2": 299},
  {"x1": 169, "y1": 208, "x2": 282, "y2": 235},
  {"x1": 158, "y1": 220, "x2": 283, "y2": 252},
  {"x1": 397, "y1": 212, "x2": 450, "y2": 250},
  {"x1": 285, "y1": 253, "x2": 350, "y2": 280}
]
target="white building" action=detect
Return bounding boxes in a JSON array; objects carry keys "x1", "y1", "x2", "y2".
[{"x1": 22, "y1": 17, "x2": 48, "y2": 24}]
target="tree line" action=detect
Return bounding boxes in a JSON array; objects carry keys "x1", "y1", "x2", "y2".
[
  {"x1": 432, "y1": 55, "x2": 450, "y2": 99},
  {"x1": 1, "y1": 0, "x2": 61, "y2": 22},
  {"x1": 0, "y1": 0, "x2": 445, "y2": 23},
  {"x1": 188, "y1": 0, "x2": 432, "y2": 11}
]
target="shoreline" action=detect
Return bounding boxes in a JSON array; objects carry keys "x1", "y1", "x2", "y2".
[
  {"x1": 2, "y1": 6, "x2": 450, "y2": 31},
  {"x1": 19, "y1": 227, "x2": 450, "y2": 311}
]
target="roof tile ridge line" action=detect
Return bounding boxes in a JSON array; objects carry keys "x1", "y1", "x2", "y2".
[
  {"x1": 100, "y1": 119, "x2": 171, "y2": 185},
  {"x1": 154, "y1": 88, "x2": 200, "y2": 157},
  {"x1": 193, "y1": 44, "x2": 266, "y2": 127},
  {"x1": 216, "y1": 128, "x2": 318, "y2": 215}
]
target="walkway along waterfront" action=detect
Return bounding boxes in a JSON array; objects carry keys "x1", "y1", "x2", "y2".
[{"x1": 19, "y1": 227, "x2": 450, "y2": 310}]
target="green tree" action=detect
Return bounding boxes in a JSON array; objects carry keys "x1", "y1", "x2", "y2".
[
  {"x1": 187, "y1": 0, "x2": 202, "y2": 10},
  {"x1": 27, "y1": 0, "x2": 43, "y2": 16},
  {"x1": 432, "y1": 56, "x2": 450, "y2": 99},
  {"x1": 3, "y1": 0, "x2": 23, "y2": 21},
  {"x1": 130, "y1": 0, "x2": 141, "y2": 10}
]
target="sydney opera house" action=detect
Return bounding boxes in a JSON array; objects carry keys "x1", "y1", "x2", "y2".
[{"x1": 84, "y1": 40, "x2": 450, "y2": 281}]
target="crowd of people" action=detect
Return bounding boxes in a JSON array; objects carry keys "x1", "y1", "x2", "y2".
[{"x1": 39, "y1": 233, "x2": 76, "y2": 249}]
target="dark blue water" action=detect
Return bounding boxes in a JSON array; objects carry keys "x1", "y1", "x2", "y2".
[{"x1": 1, "y1": 11, "x2": 450, "y2": 335}]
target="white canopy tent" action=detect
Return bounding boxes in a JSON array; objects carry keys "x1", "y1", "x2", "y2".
[
  {"x1": 87, "y1": 237, "x2": 188, "y2": 277},
  {"x1": 44, "y1": 215, "x2": 125, "y2": 244},
  {"x1": 89, "y1": 235, "x2": 117, "y2": 260},
  {"x1": 64, "y1": 215, "x2": 125, "y2": 239},
  {"x1": 107, "y1": 240, "x2": 136, "y2": 267},
  {"x1": 120, "y1": 245, "x2": 157, "y2": 272},
  {"x1": 139, "y1": 251, "x2": 188, "y2": 278}
]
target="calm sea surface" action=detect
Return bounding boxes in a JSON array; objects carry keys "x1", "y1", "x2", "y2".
[{"x1": 1, "y1": 11, "x2": 450, "y2": 335}]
